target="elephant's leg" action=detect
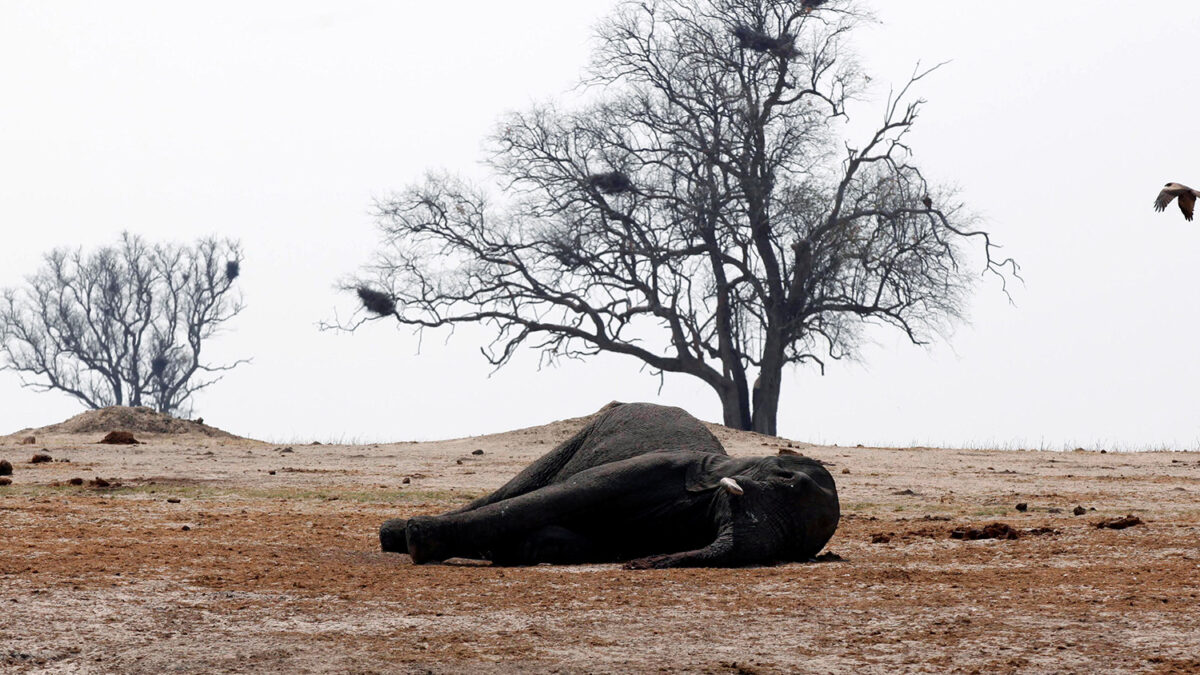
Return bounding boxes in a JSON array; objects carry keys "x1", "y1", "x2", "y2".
[
  {"x1": 489, "y1": 525, "x2": 602, "y2": 566},
  {"x1": 379, "y1": 518, "x2": 408, "y2": 553},
  {"x1": 406, "y1": 457, "x2": 684, "y2": 564}
]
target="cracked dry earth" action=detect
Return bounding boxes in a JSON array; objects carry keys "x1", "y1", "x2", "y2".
[{"x1": 2, "y1": 416, "x2": 1199, "y2": 674}]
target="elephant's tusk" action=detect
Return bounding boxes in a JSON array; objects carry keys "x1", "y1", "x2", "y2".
[{"x1": 719, "y1": 477, "x2": 744, "y2": 496}]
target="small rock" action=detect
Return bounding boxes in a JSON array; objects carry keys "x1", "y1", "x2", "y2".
[
  {"x1": 471, "y1": 449, "x2": 484, "y2": 456},
  {"x1": 0, "y1": 459, "x2": 11, "y2": 476},
  {"x1": 99, "y1": 431, "x2": 138, "y2": 445},
  {"x1": 310, "y1": 441, "x2": 322, "y2": 446},
  {"x1": 18, "y1": 436, "x2": 36, "y2": 445},
  {"x1": 30, "y1": 453, "x2": 52, "y2": 464},
  {"x1": 268, "y1": 470, "x2": 276, "y2": 475},
  {"x1": 195, "y1": 417, "x2": 204, "y2": 425},
  {"x1": 181, "y1": 525, "x2": 191, "y2": 531},
  {"x1": 892, "y1": 488, "x2": 918, "y2": 496},
  {"x1": 0, "y1": 477, "x2": 11, "y2": 486},
  {"x1": 1072, "y1": 505, "x2": 1087, "y2": 516},
  {"x1": 89, "y1": 477, "x2": 110, "y2": 488},
  {"x1": 401, "y1": 477, "x2": 411, "y2": 484},
  {"x1": 166, "y1": 498, "x2": 181, "y2": 504},
  {"x1": 870, "y1": 533, "x2": 892, "y2": 544},
  {"x1": 841, "y1": 468, "x2": 850, "y2": 474},
  {"x1": 1100, "y1": 449, "x2": 1107, "y2": 454},
  {"x1": 1015, "y1": 503, "x2": 1028, "y2": 512},
  {"x1": 280, "y1": 447, "x2": 294, "y2": 454},
  {"x1": 68, "y1": 477, "x2": 84, "y2": 486},
  {"x1": 1047, "y1": 507, "x2": 1063, "y2": 514},
  {"x1": 455, "y1": 459, "x2": 464, "y2": 465}
]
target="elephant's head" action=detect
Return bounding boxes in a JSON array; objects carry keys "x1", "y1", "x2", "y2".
[{"x1": 702, "y1": 454, "x2": 840, "y2": 564}]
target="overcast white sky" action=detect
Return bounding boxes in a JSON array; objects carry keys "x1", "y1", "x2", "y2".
[{"x1": 2, "y1": 1, "x2": 1198, "y2": 449}]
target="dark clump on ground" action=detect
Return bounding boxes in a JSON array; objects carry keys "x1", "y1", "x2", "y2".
[
  {"x1": 18, "y1": 436, "x2": 36, "y2": 445},
  {"x1": 0, "y1": 459, "x2": 11, "y2": 476},
  {"x1": 1073, "y1": 505, "x2": 1087, "y2": 516},
  {"x1": 1015, "y1": 502, "x2": 1028, "y2": 512},
  {"x1": 99, "y1": 431, "x2": 139, "y2": 445},
  {"x1": 951, "y1": 522, "x2": 1021, "y2": 541},
  {"x1": 30, "y1": 453, "x2": 52, "y2": 464},
  {"x1": 870, "y1": 533, "x2": 891, "y2": 544},
  {"x1": 1095, "y1": 515, "x2": 1143, "y2": 530},
  {"x1": 0, "y1": 477, "x2": 10, "y2": 486},
  {"x1": 89, "y1": 477, "x2": 113, "y2": 488},
  {"x1": 67, "y1": 478, "x2": 84, "y2": 486}
]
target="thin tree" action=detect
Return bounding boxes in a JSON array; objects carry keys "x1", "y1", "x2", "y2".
[
  {"x1": 0, "y1": 232, "x2": 247, "y2": 415},
  {"x1": 339, "y1": 0, "x2": 1017, "y2": 434}
]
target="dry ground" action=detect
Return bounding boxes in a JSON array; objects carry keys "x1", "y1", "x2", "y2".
[{"x1": 2, "y1": 408, "x2": 1199, "y2": 674}]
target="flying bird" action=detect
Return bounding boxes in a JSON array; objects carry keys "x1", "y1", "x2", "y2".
[{"x1": 1154, "y1": 182, "x2": 1199, "y2": 222}]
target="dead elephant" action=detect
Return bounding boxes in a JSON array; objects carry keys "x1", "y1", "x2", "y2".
[{"x1": 380, "y1": 402, "x2": 839, "y2": 568}]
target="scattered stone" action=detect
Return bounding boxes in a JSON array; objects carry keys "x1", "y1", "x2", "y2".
[
  {"x1": 1095, "y1": 515, "x2": 1143, "y2": 530},
  {"x1": 280, "y1": 447, "x2": 294, "y2": 454},
  {"x1": 471, "y1": 449, "x2": 484, "y2": 456},
  {"x1": 855, "y1": 444, "x2": 864, "y2": 448},
  {"x1": 892, "y1": 489, "x2": 918, "y2": 496},
  {"x1": 1047, "y1": 507, "x2": 1063, "y2": 514},
  {"x1": 181, "y1": 525, "x2": 191, "y2": 531},
  {"x1": 89, "y1": 477, "x2": 111, "y2": 488},
  {"x1": 0, "y1": 477, "x2": 11, "y2": 486},
  {"x1": 1015, "y1": 503, "x2": 1028, "y2": 512},
  {"x1": 1100, "y1": 449, "x2": 1107, "y2": 454},
  {"x1": 812, "y1": 551, "x2": 844, "y2": 562},
  {"x1": 30, "y1": 453, "x2": 52, "y2": 464},
  {"x1": 166, "y1": 498, "x2": 181, "y2": 504},
  {"x1": 870, "y1": 533, "x2": 892, "y2": 544},
  {"x1": 402, "y1": 477, "x2": 411, "y2": 484},
  {"x1": 268, "y1": 470, "x2": 276, "y2": 475},
  {"x1": 0, "y1": 459, "x2": 11, "y2": 476},
  {"x1": 841, "y1": 468, "x2": 850, "y2": 474},
  {"x1": 950, "y1": 522, "x2": 1021, "y2": 541},
  {"x1": 195, "y1": 417, "x2": 204, "y2": 425},
  {"x1": 99, "y1": 431, "x2": 138, "y2": 445},
  {"x1": 67, "y1": 478, "x2": 84, "y2": 486},
  {"x1": 310, "y1": 441, "x2": 322, "y2": 446},
  {"x1": 455, "y1": 459, "x2": 464, "y2": 465},
  {"x1": 1072, "y1": 505, "x2": 1087, "y2": 516},
  {"x1": 18, "y1": 436, "x2": 36, "y2": 445},
  {"x1": 1025, "y1": 527, "x2": 1059, "y2": 536}
]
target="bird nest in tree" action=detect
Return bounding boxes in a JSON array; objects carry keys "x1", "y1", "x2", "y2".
[
  {"x1": 357, "y1": 287, "x2": 397, "y2": 316},
  {"x1": 588, "y1": 171, "x2": 634, "y2": 195},
  {"x1": 732, "y1": 26, "x2": 799, "y2": 59}
]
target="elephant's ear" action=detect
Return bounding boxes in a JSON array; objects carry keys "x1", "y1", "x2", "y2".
[{"x1": 684, "y1": 455, "x2": 738, "y2": 492}]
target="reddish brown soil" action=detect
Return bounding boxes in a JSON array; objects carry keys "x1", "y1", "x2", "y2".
[{"x1": 2, "y1": 414, "x2": 1199, "y2": 673}]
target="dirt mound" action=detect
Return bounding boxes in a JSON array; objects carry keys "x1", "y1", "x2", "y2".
[{"x1": 33, "y1": 407, "x2": 240, "y2": 439}]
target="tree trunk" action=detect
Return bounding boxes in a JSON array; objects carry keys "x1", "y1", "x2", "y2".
[
  {"x1": 752, "y1": 335, "x2": 784, "y2": 436},
  {"x1": 715, "y1": 381, "x2": 752, "y2": 431}
]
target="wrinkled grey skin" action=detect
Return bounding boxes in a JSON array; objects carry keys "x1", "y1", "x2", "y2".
[{"x1": 379, "y1": 402, "x2": 839, "y2": 569}]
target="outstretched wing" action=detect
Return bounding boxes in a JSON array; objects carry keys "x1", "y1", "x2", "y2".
[
  {"x1": 1155, "y1": 188, "x2": 1177, "y2": 213},
  {"x1": 1180, "y1": 192, "x2": 1196, "y2": 221}
]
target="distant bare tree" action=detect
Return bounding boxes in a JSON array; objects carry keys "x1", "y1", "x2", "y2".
[
  {"x1": 0, "y1": 232, "x2": 247, "y2": 415},
  {"x1": 339, "y1": 0, "x2": 1017, "y2": 434}
]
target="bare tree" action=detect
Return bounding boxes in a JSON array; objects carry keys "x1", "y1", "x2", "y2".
[
  {"x1": 340, "y1": 0, "x2": 1017, "y2": 434},
  {"x1": 0, "y1": 232, "x2": 247, "y2": 415}
]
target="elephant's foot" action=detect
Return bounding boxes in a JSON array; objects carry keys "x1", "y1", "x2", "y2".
[
  {"x1": 379, "y1": 518, "x2": 408, "y2": 553},
  {"x1": 623, "y1": 553, "x2": 679, "y2": 570},
  {"x1": 405, "y1": 516, "x2": 451, "y2": 564}
]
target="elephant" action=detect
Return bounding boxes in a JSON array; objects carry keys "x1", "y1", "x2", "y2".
[{"x1": 379, "y1": 402, "x2": 839, "y2": 568}]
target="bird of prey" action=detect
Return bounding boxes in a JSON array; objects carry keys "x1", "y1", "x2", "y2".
[
  {"x1": 922, "y1": 195, "x2": 933, "y2": 210},
  {"x1": 1154, "y1": 182, "x2": 1199, "y2": 222}
]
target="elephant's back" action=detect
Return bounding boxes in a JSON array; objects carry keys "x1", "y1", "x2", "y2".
[{"x1": 555, "y1": 403, "x2": 725, "y2": 481}]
